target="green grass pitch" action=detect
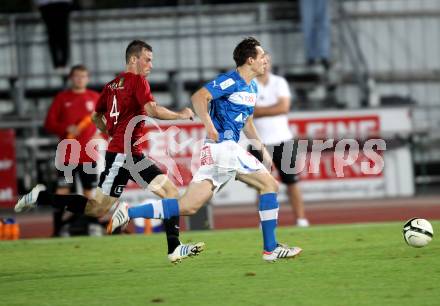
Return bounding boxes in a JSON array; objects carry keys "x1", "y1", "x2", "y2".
[{"x1": 0, "y1": 221, "x2": 439, "y2": 306}]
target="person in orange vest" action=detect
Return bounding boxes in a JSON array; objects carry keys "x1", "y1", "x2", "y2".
[{"x1": 44, "y1": 64, "x2": 101, "y2": 237}]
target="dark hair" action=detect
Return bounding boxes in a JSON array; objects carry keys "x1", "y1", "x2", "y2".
[
  {"x1": 69, "y1": 64, "x2": 88, "y2": 77},
  {"x1": 233, "y1": 37, "x2": 261, "y2": 67},
  {"x1": 125, "y1": 40, "x2": 153, "y2": 64}
]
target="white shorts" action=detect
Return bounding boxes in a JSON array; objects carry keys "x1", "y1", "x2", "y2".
[{"x1": 192, "y1": 140, "x2": 267, "y2": 192}]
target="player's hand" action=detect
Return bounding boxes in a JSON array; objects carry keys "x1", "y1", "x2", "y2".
[
  {"x1": 206, "y1": 125, "x2": 219, "y2": 142},
  {"x1": 179, "y1": 108, "x2": 194, "y2": 120},
  {"x1": 66, "y1": 125, "x2": 80, "y2": 137}
]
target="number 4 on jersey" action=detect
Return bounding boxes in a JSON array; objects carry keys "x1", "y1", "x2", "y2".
[{"x1": 110, "y1": 95, "x2": 120, "y2": 124}]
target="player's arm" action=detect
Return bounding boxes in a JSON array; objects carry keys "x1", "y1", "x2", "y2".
[
  {"x1": 243, "y1": 115, "x2": 272, "y2": 169},
  {"x1": 137, "y1": 77, "x2": 193, "y2": 121},
  {"x1": 144, "y1": 102, "x2": 194, "y2": 121},
  {"x1": 191, "y1": 87, "x2": 219, "y2": 142},
  {"x1": 91, "y1": 111, "x2": 107, "y2": 134},
  {"x1": 253, "y1": 96, "x2": 290, "y2": 118},
  {"x1": 93, "y1": 89, "x2": 109, "y2": 134}
]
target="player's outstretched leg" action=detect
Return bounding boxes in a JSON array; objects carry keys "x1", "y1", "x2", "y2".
[
  {"x1": 15, "y1": 184, "x2": 90, "y2": 215},
  {"x1": 107, "y1": 198, "x2": 190, "y2": 233},
  {"x1": 15, "y1": 184, "x2": 47, "y2": 212},
  {"x1": 107, "y1": 200, "x2": 177, "y2": 233},
  {"x1": 108, "y1": 181, "x2": 213, "y2": 233}
]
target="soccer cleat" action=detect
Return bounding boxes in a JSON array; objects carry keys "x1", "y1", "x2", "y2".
[
  {"x1": 297, "y1": 218, "x2": 310, "y2": 227},
  {"x1": 262, "y1": 243, "x2": 302, "y2": 262},
  {"x1": 107, "y1": 202, "x2": 130, "y2": 234},
  {"x1": 168, "y1": 242, "x2": 206, "y2": 264},
  {"x1": 14, "y1": 184, "x2": 46, "y2": 213}
]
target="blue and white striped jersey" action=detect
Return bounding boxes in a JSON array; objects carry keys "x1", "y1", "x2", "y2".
[{"x1": 204, "y1": 70, "x2": 258, "y2": 143}]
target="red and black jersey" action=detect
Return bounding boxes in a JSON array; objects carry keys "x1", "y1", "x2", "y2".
[
  {"x1": 95, "y1": 72, "x2": 154, "y2": 155},
  {"x1": 45, "y1": 89, "x2": 100, "y2": 163}
]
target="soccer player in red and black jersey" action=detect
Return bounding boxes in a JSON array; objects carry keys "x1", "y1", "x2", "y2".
[
  {"x1": 44, "y1": 65, "x2": 101, "y2": 237},
  {"x1": 16, "y1": 40, "x2": 205, "y2": 262}
]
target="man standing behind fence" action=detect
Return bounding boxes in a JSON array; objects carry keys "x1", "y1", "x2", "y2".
[
  {"x1": 34, "y1": 0, "x2": 73, "y2": 71},
  {"x1": 249, "y1": 54, "x2": 309, "y2": 227},
  {"x1": 44, "y1": 64, "x2": 101, "y2": 236},
  {"x1": 300, "y1": 0, "x2": 331, "y2": 71}
]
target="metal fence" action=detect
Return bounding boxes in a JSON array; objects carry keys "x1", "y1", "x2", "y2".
[{"x1": 0, "y1": 2, "x2": 302, "y2": 114}]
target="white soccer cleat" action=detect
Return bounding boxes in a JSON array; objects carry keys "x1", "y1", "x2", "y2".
[
  {"x1": 168, "y1": 242, "x2": 206, "y2": 264},
  {"x1": 297, "y1": 218, "x2": 310, "y2": 227},
  {"x1": 262, "y1": 243, "x2": 302, "y2": 262},
  {"x1": 107, "y1": 202, "x2": 130, "y2": 234},
  {"x1": 14, "y1": 184, "x2": 46, "y2": 213}
]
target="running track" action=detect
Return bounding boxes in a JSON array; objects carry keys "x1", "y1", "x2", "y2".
[{"x1": 5, "y1": 196, "x2": 440, "y2": 239}]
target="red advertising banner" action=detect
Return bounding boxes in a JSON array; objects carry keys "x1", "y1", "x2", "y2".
[
  {"x1": 130, "y1": 114, "x2": 385, "y2": 188},
  {"x1": 290, "y1": 115, "x2": 380, "y2": 139},
  {"x1": 289, "y1": 115, "x2": 384, "y2": 181},
  {"x1": 0, "y1": 129, "x2": 17, "y2": 208},
  {"x1": 119, "y1": 108, "x2": 412, "y2": 204}
]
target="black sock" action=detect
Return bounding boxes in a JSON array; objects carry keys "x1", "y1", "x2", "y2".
[
  {"x1": 163, "y1": 216, "x2": 181, "y2": 254},
  {"x1": 37, "y1": 191, "x2": 88, "y2": 214},
  {"x1": 52, "y1": 208, "x2": 64, "y2": 236}
]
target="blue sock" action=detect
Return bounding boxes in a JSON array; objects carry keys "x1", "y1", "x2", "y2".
[
  {"x1": 162, "y1": 199, "x2": 180, "y2": 219},
  {"x1": 128, "y1": 204, "x2": 154, "y2": 219},
  {"x1": 128, "y1": 198, "x2": 180, "y2": 219},
  {"x1": 259, "y1": 193, "x2": 279, "y2": 252}
]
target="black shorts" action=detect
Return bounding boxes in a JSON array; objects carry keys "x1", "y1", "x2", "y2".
[
  {"x1": 248, "y1": 140, "x2": 299, "y2": 185},
  {"x1": 98, "y1": 151, "x2": 163, "y2": 198},
  {"x1": 57, "y1": 163, "x2": 98, "y2": 190}
]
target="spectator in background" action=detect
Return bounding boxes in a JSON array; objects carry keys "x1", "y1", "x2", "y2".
[
  {"x1": 249, "y1": 54, "x2": 309, "y2": 227},
  {"x1": 34, "y1": 0, "x2": 73, "y2": 71},
  {"x1": 44, "y1": 64, "x2": 101, "y2": 236},
  {"x1": 300, "y1": 0, "x2": 331, "y2": 71}
]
